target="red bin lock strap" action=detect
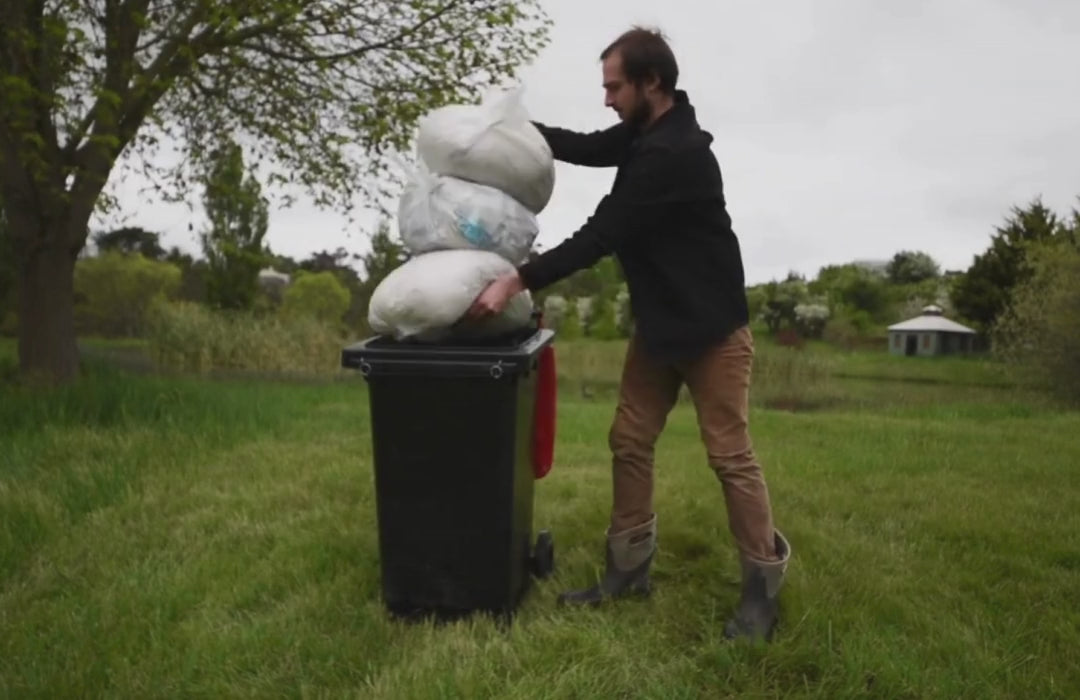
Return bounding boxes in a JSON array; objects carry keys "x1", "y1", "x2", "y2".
[{"x1": 532, "y1": 343, "x2": 556, "y2": 479}]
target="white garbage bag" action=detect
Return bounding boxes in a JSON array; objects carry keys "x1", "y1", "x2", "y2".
[
  {"x1": 416, "y1": 87, "x2": 555, "y2": 214},
  {"x1": 398, "y1": 165, "x2": 539, "y2": 265},
  {"x1": 367, "y1": 249, "x2": 534, "y2": 342}
]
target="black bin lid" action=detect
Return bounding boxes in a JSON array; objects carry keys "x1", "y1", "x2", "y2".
[{"x1": 341, "y1": 322, "x2": 555, "y2": 380}]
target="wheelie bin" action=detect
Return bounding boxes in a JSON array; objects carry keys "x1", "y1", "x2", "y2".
[{"x1": 341, "y1": 321, "x2": 556, "y2": 620}]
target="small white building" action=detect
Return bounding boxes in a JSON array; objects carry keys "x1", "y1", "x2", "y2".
[
  {"x1": 257, "y1": 267, "x2": 291, "y2": 303},
  {"x1": 887, "y1": 305, "x2": 976, "y2": 357},
  {"x1": 257, "y1": 267, "x2": 291, "y2": 287}
]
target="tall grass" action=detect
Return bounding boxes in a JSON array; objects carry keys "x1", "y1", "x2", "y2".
[
  {"x1": 552, "y1": 338, "x2": 836, "y2": 410},
  {"x1": 144, "y1": 301, "x2": 351, "y2": 377},
  {"x1": 749, "y1": 344, "x2": 836, "y2": 410},
  {"x1": 548, "y1": 336, "x2": 1051, "y2": 416}
]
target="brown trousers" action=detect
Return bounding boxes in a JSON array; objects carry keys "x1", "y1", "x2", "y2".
[{"x1": 607, "y1": 325, "x2": 779, "y2": 562}]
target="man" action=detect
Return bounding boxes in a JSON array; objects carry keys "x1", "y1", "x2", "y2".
[{"x1": 466, "y1": 27, "x2": 791, "y2": 642}]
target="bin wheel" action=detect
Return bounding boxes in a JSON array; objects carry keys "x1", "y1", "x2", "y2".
[{"x1": 531, "y1": 529, "x2": 554, "y2": 579}]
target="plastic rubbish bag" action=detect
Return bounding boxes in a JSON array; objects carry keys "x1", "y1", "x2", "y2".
[
  {"x1": 398, "y1": 165, "x2": 539, "y2": 265},
  {"x1": 416, "y1": 87, "x2": 555, "y2": 214},
  {"x1": 367, "y1": 249, "x2": 534, "y2": 342}
]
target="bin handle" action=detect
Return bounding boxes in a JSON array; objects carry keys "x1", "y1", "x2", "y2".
[{"x1": 346, "y1": 357, "x2": 522, "y2": 379}]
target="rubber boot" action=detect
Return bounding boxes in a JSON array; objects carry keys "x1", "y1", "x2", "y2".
[
  {"x1": 557, "y1": 514, "x2": 656, "y2": 606},
  {"x1": 723, "y1": 530, "x2": 791, "y2": 642}
]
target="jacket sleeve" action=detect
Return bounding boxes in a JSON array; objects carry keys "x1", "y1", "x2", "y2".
[
  {"x1": 532, "y1": 121, "x2": 633, "y2": 167},
  {"x1": 517, "y1": 147, "x2": 681, "y2": 292}
]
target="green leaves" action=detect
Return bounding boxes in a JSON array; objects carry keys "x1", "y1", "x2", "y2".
[
  {"x1": 886, "y1": 251, "x2": 940, "y2": 285},
  {"x1": 6, "y1": 0, "x2": 551, "y2": 241},
  {"x1": 73, "y1": 251, "x2": 183, "y2": 337},
  {"x1": 200, "y1": 139, "x2": 271, "y2": 311},
  {"x1": 951, "y1": 197, "x2": 1068, "y2": 332},
  {"x1": 0, "y1": 0, "x2": 551, "y2": 381},
  {"x1": 0, "y1": 75, "x2": 35, "y2": 100},
  {"x1": 281, "y1": 271, "x2": 351, "y2": 325},
  {"x1": 992, "y1": 235, "x2": 1080, "y2": 405},
  {"x1": 155, "y1": 0, "x2": 552, "y2": 215}
]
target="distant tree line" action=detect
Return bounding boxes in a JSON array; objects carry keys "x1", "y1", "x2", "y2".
[
  {"x1": 0, "y1": 0, "x2": 549, "y2": 384},
  {"x1": 0, "y1": 138, "x2": 410, "y2": 341},
  {"x1": 2, "y1": 161, "x2": 1077, "y2": 401}
]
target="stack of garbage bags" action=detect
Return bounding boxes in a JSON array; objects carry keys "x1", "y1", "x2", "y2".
[{"x1": 368, "y1": 88, "x2": 555, "y2": 343}]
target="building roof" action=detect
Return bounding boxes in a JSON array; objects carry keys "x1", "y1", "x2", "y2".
[
  {"x1": 258, "y1": 267, "x2": 291, "y2": 284},
  {"x1": 888, "y1": 314, "x2": 976, "y2": 334}
]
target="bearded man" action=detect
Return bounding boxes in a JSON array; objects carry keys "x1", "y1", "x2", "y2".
[{"x1": 466, "y1": 26, "x2": 792, "y2": 642}]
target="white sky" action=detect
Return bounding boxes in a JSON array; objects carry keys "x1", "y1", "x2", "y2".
[{"x1": 95, "y1": 0, "x2": 1080, "y2": 285}]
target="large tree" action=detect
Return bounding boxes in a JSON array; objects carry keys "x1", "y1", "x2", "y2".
[
  {"x1": 951, "y1": 197, "x2": 1065, "y2": 333},
  {"x1": 0, "y1": 0, "x2": 550, "y2": 382},
  {"x1": 0, "y1": 198, "x2": 14, "y2": 333},
  {"x1": 993, "y1": 234, "x2": 1080, "y2": 405},
  {"x1": 354, "y1": 219, "x2": 408, "y2": 335},
  {"x1": 886, "y1": 250, "x2": 940, "y2": 285},
  {"x1": 200, "y1": 139, "x2": 268, "y2": 311},
  {"x1": 92, "y1": 225, "x2": 165, "y2": 259}
]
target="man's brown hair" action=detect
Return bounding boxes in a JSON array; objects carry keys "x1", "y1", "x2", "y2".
[{"x1": 600, "y1": 26, "x2": 679, "y2": 95}]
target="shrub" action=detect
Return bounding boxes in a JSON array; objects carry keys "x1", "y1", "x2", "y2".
[
  {"x1": 822, "y1": 308, "x2": 885, "y2": 350},
  {"x1": 794, "y1": 302, "x2": 830, "y2": 339},
  {"x1": 745, "y1": 285, "x2": 767, "y2": 323},
  {"x1": 588, "y1": 295, "x2": 621, "y2": 340},
  {"x1": 993, "y1": 238, "x2": 1080, "y2": 405},
  {"x1": 281, "y1": 270, "x2": 350, "y2": 325},
  {"x1": 751, "y1": 342, "x2": 836, "y2": 411},
  {"x1": 559, "y1": 299, "x2": 583, "y2": 340},
  {"x1": 542, "y1": 295, "x2": 567, "y2": 329},
  {"x1": 73, "y1": 252, "x2": 181, "y2": 337},
  {"x1": 775, "y1": 327, "x2": 804, "y2": 348}
]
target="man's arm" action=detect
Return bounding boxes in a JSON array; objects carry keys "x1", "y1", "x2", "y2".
[
  {"x1": 516, "y1": 147, "x2": 680, "y2": 292},
  {"x1": 532, "y1": 121, "x2": 634, "y2": 167}
]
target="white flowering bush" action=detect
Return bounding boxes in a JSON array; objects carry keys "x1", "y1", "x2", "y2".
[
  {"x1": 542, "y1": 294, "x2": 567, "y2": 328},
  {"x1": 576, "y1": 296, "x2": 594, "y2": 327},
  {"x1": 615, "y1": 285, "x2": 633, "y2": 336},
  {"x1": 794, "y1": 302, "x2": 830, "y2": 339}
]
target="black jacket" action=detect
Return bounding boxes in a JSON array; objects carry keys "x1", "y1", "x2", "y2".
[{"x1": 517, "y1": 90, "x2": 750, "y2": 361}]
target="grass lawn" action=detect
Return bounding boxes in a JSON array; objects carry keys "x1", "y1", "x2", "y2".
[{"x1": 1, "y1": 339, "x2": 1079, "y2": 698}]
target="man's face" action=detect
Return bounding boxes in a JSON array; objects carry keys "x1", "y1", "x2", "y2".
[{"x1": 602, "y1": 52, "x2": 651, "y2": 126}]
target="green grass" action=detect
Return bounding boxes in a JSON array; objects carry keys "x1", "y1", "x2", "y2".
[{"x1": 1, "y1": 338, "x2": 1079, "y2": 698}]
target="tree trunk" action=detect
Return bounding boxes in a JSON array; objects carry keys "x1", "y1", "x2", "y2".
[{"x1": 18, "y1": 239, "x2": 79, "y2": 384}]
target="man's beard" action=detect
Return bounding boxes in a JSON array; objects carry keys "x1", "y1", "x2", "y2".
[{"x1": 625, "y1": 94, "x2": 652, "y2": 127}]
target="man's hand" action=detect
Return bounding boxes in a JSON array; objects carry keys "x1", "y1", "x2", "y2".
[{"x1": 465, "y1": 271, "x2": 526, "y2": 320}]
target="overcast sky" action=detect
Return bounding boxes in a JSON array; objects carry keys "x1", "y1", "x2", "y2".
[{"x1": 99, "y1": 0, "x2": 1080, "y2": 285}]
